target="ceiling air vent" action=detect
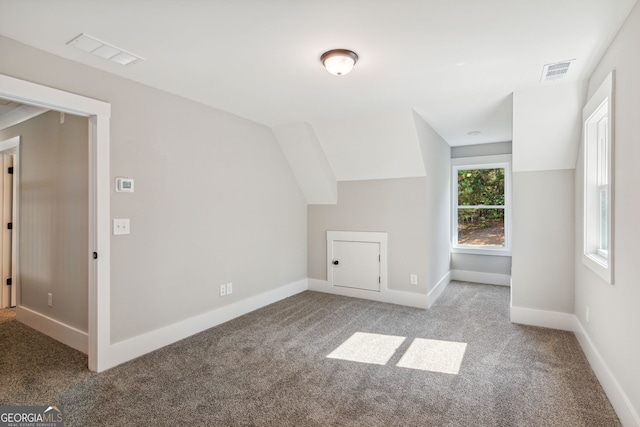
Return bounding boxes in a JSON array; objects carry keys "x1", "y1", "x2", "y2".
[
  {"x1": 541, "y1": 60, "x2": 574, "y2": 83},
  {"x1": 67, "y1": 33, "x2": 144, "y2": 66}
]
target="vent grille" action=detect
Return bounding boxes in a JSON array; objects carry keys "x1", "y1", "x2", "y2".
[
  {"x1": 541, "y1": 60, "x2": 574, "y2": 83},
  {"x1": 67, "y1": 33, "x2": 144, "y2": 66}
]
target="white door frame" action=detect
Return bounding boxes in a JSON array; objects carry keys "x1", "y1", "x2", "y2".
[
  {"x1": 0, "y1": 74, "x2": 111, "y2": 372},
  {"x1": 327, "y1": 230, "x2": 388, "y2": 292},
  {"x1": 0, "y1": 137, "x2": 18, "y2": 309}
]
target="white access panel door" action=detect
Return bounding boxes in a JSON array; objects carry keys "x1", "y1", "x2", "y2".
[{"x1": 331, "y1": 240, "x2": 381, "y2": 292}]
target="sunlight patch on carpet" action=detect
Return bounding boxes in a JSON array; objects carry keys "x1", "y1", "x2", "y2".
[
  {"x1": 327, "y1": 332, "x2": 406, "y2": 365},
  {"x1": 396, "y1": 338, "x2": 467, "y2": 374}
]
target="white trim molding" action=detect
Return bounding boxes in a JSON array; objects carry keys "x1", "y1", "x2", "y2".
[
  {"x1": 451, "y1": 270, "x2": 511, "y2": 287},
  {"x1": 327, "y1": 231, "x2": 387, "y2": 293},
  {"x1": 309, "y1": 270, "x2": 450, "y2": 310},
  {"x1": 308, "y1": 278, "x2": 428, "y2": 309},
  {"x1": 0, "y1": 104, "x2": 49, "y2": 130},
  {"x1": 509, "y1": 305, "x2": 575, "y2": 331},
  {"x1": 0, "y1": 73, "x2": 111, "y2": 372},
  {"x1": 574, "y1": 319, "x2": 640, "y2": 427},
  {"x1": 16, "y1": 306, "x2": 88, "y2": 354},
  {"x1": 427, "y1": 271, "x2": 451, "y2": 308},
  {"x1": 582, "y1": 71, "x2": 615, "y2": 285},
  {"x1": 451, "y1": 154, "x2": 512, "y2": 256},
  {"x1": 107, "y1": 279, "x2": 308, "y2": 369},
  {"x1": 510, "y1": 306, "x2": 639, "y2": 426},
  {"x1": 327, "y1": 230, "x2": 388, "y2": 295},
  {"x1": 0, "y1": 136, "x2": 20, "y2": 309}
]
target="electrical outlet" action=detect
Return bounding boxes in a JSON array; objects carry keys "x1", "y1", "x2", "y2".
[
  {"x1": 219, "y1": 284, "x2": 226, "y2": 297},
  {"x1": 226, "y1": 282, "x2": 233, "y2": 295},
  {"x1": 47, "y1": 293, "x2": 53, "y2": 307},
  {"x1": 585, "y1": 306, "x2": 590, "y2": 324},
  {"x1": 410, "y1": 274, "x2": 418, "y2": 285}
]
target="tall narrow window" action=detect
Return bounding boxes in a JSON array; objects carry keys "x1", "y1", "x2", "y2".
[
  {"x1": 452, "y1": 155, "x2": 511, "y2": 255},
  {"x1": 596, "y1": 116, "x2": 609, "y2": 257},
  {"x1": 583, "y1": 71, "x2": 614, "y2": 284}
]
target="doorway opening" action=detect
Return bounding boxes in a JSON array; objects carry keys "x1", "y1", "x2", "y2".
[
  {"x1": 0, "y1": 74, "x2": 111, "y2": 372},
  {"x1": 0, "y1": 136, "x2": 16, "y2": 311},
  {"x1": 0, "y1": 110, "x2": 92, "y2": 359}
]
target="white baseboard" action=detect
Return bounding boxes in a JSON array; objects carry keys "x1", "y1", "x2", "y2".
[
  {"x1": 106, "y1": 278, "x2": 308, "y2": 370},
  {"x1": 574, "y1": 319, "x2": 640, "y2": 427},
  {"x1": 308, "y1": 278, "x2": 428, "y2": 309},
  {"x1": 509, "y1": 305, "x2": 575, "y2": 331},
  {"x1": 427, "y1": 271, "x2": 451, "y2": 308},
  {"x1": 16, "y1": 306, "x2": 88, "y2": 354},
  {"x1": 510, "y1": 306, "x2": 639, "y2": 426},
  {"x1": 451, "y1": 270, "x2": 511, "y2": 286}
]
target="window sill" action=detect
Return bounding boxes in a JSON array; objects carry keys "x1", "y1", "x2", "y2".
[
  {"x1": 452, "y1": 246, "x2": 512, "y2": 257},
  {"x1": 582, "y1": 252, "x2": 613, "y2": 284}
]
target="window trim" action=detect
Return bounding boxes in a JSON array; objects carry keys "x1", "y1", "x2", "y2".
[
  {"x1": 582, "y1": 71, "x2": 615, "y2": 284},
  {"x1": 451, "y1": 155, "x2": 512, "y2": 256}
]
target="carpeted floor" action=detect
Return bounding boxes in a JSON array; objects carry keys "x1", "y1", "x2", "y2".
[{"x1": 0, "y1": 282, "x2": 621, "y2": 426}]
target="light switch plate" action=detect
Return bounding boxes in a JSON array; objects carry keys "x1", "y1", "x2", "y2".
[{"x1": 113, "y1": 218, "x2": 130, "y2": 235}]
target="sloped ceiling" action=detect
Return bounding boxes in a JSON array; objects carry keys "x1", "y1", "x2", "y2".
[
  {"x1": 272, "y1": 109, "x2": 450, "y2": 203},
  {"x1": 313, "y1": 110, "x2": 426, "y2": 182},
  {"x1": 272, "y1": 122, "x2": 337, "y2": 204},
  {"x1": 0, "y1": 0, "x2": 636, "y2": 146},
  {"x1": 513, "y1": 82, "x2": 587, "y2": 172}
]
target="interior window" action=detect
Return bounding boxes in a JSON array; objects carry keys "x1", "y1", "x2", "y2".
[
  {"x1": 452, "y1": 155, "x2": 511, "y2": 256},
  {"x1": 582, "y1": 71, "x2": 614, "y2": 284},
  {"x1": 457, "y1": 168, "x2": 505, "y2": 247}
]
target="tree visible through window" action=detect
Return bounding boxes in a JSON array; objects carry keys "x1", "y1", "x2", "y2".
[{"x1": 457, "y1": 168, "x2": 505, "y2": 247}]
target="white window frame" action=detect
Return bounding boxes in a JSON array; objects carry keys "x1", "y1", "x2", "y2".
[
  {"x1": 451, "y1": 154, "x2": 512, "y2": 256},
  {"x1": 582, "y1": 71, "x2": 615, "y2": 284}
]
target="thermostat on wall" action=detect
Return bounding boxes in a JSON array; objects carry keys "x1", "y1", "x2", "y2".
[{"x1": 116, "y1": 177, "x2": 134, "y2": 193}]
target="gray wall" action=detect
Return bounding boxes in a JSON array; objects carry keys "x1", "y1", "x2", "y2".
[
  {"x1": 0, "y1": 36, "x2": 308, "y2": 343},
  {"x1": 308, "y1": 177, "x2": 430, "y2": 293},
  {"x1": 0, "y1": 111, "x2": 89, "y2": 331},
  {"x1": 511, "y1": 169, "x2": 574, "y2": 313},
  {"x1": 450, "y1": 254, "x2": 511, "y2": 275},
  {"x1": 451, "y1": 141, "x2": 512, "y2": 278},
  {"x1": 451, "y1": 141, "x2": 512, "y2": 159},
  {"x1": 308, "y1": 112, "x2": 451, "y2": 296},
  {"x1": 414, "y1": 111, "x2": 451, "y2": 293},
  {"x1": 574, "y1": 0, "x2": 640, "y2": 417}
]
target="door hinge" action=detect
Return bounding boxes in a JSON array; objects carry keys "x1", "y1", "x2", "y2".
[
  {"x1": 6, "y1": 278, "x2": 11, "y2": 286},
  {"x1": 7, "y1": 166, "x2": 13, "y2": 174},
  {"x1": 379, "y1": 255, "x2": 380, "y2": 262},
  {"x1": 379, "y1": 276, "x2": 381, "y2": 284},
  {"x1": 93, "y1": 252, "x2": 98, "y2": 260},
  {"x1": 7, "y1": 222, "x2": 12, "y2": 230}
]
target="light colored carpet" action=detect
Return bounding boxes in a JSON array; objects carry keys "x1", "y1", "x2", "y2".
[{"x1": 0, "y1": 282, "x2": 621, "y2": 426}]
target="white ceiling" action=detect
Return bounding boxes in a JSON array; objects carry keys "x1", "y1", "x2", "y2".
[{"x1": 0, "y1": 0, "x2": 636, "y2": 146}]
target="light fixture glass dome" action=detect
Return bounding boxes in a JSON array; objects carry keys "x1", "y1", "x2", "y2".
[{"x1": 321, "y1": 49, "x2": 358, "y2": 76}]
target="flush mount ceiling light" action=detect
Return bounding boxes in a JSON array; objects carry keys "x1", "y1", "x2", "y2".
[
  {"x1": 467, "y1": 131, "x2": 481, "y2": 136},
  {"x1": 321, "y1": 49, "x2": 358, "y2": 76},
  {"x1": 67, "y1": 33, "x2": 144, "y2": 66}
]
